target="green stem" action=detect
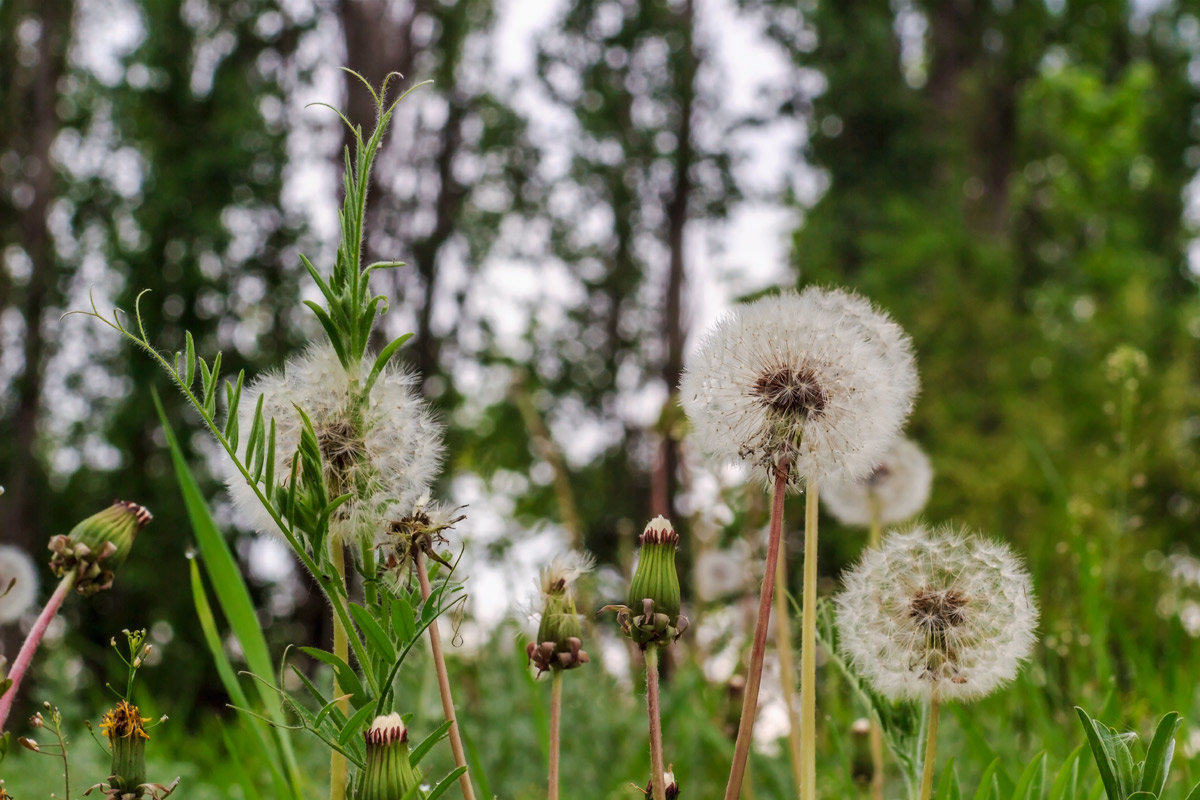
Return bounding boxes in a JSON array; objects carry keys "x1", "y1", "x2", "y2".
[
  {"x1": 723, "y1": 460, "x2": 789, "y2": 800},
  {"x1": 918, "y1": 690, "x2": 941, "y2": 800},
  {"x1": 772, "y1": 541, "x2": 804, "y2": 795},
  {"x1": 646, "y1": 646, "x2": 667, "y2": 800},
  {"x1": 549, "y1": 670, "x2": 563, "y2": 800},
  {"x1": 867, "y1": 499, "x2": 885, "y2": 800},
  {"x1": 331, "y1": 542, "x2": 349, "y2": 800},
  {"x1": 800, "y1": 482, "x2": 818, "y2": 800},
  {"x1": 416, "y1": 551, "x2": 477, "y2": 800}
]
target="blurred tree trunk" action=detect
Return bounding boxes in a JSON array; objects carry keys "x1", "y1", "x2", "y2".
[{"x1": 0, "y1": 0, "x2": 72, "y2": 659}]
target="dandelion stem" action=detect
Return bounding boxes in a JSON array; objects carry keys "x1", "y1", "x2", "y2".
[
  {"x1": 416, "y1": 550, "x2": 477, "y2": 800},
  {"x1": 548, "y1": 670, "x2": 563, "y2": 800},
  {"x1": 330, "y1": 543, "x2": 349, "y2": 800},
  {"x1": 772, "y1": 542, "x2": 804, "y2": 795},
  {"x1": 800, "y1": 481, "x2": 819, "y2": 800},
  {"x1": 867, "y1": 498, "x2": 885, "y2": 800},
  {"x1": 0, "y1": 572, "x2": 75, "y2": 732},
  {"x1": 645, "y1": 646, "x2": 668, "y2": 800},
  {"x1": 918, "y1": 690, "x2": 941, "y2": 800},
  {"x1": 723, "y1": 460, "x2": 789, "y2": 800}
]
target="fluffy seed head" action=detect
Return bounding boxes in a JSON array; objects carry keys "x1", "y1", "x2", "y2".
[
  {"x1": 224, "y1": 343, "x2": 443, "y2": 546},
  {"x1": 680, "y1": 288, "x2": 918, "y2": 491},
  {"x1": 823, "y1": 438, "x2": 933, "y2": 526},
  {"x1": 835, "y1": 525, "x2": 1037, "y2": 703},
  {"x1": 0, "y1": 546, "x2": 38, "y2": 624}
]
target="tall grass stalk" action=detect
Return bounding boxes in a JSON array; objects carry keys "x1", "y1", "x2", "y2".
[
  {"x1": 799, "y1": 483, "x2": 819, "y2": 800},
  {"x1": 416, "y1": 550, "x2": 476, "y2": 800},
  {"x1": 723, "y1": 461, "x2": 789, "y2": 800},
  {"x1": 772, "y1": 545, "x2": 804, "y2": 794}
]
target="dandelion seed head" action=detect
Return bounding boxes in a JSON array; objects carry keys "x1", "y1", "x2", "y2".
[
  {"x1": 0, "y1": 546, "x2": 38, "y2": 624},
  {"x1": 823, "y1": 438, "x2": 933, "y2": 526},
  {"x1": 224, "y1": 343, "x2": 443, "y2": 546},
  {"x1": 835, "y1": 525, "x2": 1037, "y2": 702},
  {"x1": 680, "y1": 288, "x2": 917, "y2": 491},
  {"x1": 539, "y1": 550, "x2": 595, "y2": 599}
]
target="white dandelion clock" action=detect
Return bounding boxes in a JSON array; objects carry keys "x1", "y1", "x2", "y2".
[
  {"x1": 823, "y1": 438, "x2": 933, "y2": 527},
  {"x1": 0, "y1": 545, "x2": 38, "y2": 624},
  {"x1": 680, "y1": 287, "x2": 918, "y2": 491},
  {"x1": 224, "y1": 343, "x2": 444, "y2": 546},
  {"x1": 835, "y1": 525, "x2": 1038, "y2": 703}
]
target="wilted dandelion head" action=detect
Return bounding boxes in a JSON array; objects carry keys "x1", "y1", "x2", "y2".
[
  {"x1": 538, "y1": 550, "x2": 595, "y2": 601},
  {"x1": 0, "y1": 546, "x2": 38, "y2": 624},
  {"x1": 822, "y1": 437, "x2": 933, "y2": 527},
  {"x1": 528, "y1": 550, "x2": 594, "y2": 675},
  {"x1": 679, "y1": 288, "x2": 918, "y2": 491},
  {"x1": 224, "y1": 343, "x2": 443, "y2": 547},
  {"x1": 835, "y1": 525, "x2": 1037, "y2": 703}
]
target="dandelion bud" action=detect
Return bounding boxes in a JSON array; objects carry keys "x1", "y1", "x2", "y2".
[
  {"x1": 49, "y1": 501, "x2": 151, "y2": 596},
  {"x1": 527, "y1": 552, "x2": 593, "y2": 676},
  {"x1": 606, "y1": 518, "x2": 688, "y2": 649},
  {"x1": 356, "y1": 713, "x2": 421, "y2": 800},
  {"x1": 100, "y1": 700, "x2": 151, "y2": 792}
]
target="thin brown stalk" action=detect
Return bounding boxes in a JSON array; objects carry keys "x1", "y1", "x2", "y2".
[
  {"x1": 549, "y1": 670, "x2": 563, "y2": 800},
  {"x1": 416, "y1": 550, "x2": 477, "y2": 800},
  {"x1": 0, "y1": 573, "x2": 75, "y2": 730},
  {"x1": 772, "y1": 542, "x2": 803, "y2": 795},
  {"x1": 800, "y1": 482, "x2": 819, "y2": 800},
  {"x1": 722, "y1": 460, "x2": 789, "y2": 800},
  {"x1": 645, "y1": 646, "x2": 667, "y2": 800}
]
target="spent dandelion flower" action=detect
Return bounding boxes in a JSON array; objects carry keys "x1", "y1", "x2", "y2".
[
  {"x1": 680, "y1": 287, "x2": 918, "y2": 490},
  {"x1": 223, "y1": 342, "x2": 443, "y2": 547},
  {"x1": 823, "y1": 437, "x2": 933, "y2": 529},
  {"x1": 836, "y1": 525, "x2": 1037, "y2": 800},
  {"x1": 0, "y1": 546, "x2": 38, "y2": 624},
  {"x1": 835, "y1": 524, "x2": 1038, "y2": 702}
]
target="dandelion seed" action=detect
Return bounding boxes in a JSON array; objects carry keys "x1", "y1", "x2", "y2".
[
  {"x1": 823, "y1": 437, "x2": 933, "y2": 527},
  {"x1": 0, "y1": 546, "x2": 38, "y2": 624},
  {"x1": 835, "y1": 525, "x2": 1038, "y2": 703},
  {"x1": 680, "y1": 287, "x2": 917, "y2": 491},
  {"x1": 224, "y1": 343, "x2": 443, "y2": 546},
  {"x1": 527, "y1": 551, "x2": 594, "y2": 675}
]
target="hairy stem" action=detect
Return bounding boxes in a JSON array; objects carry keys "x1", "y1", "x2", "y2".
[
  {"x1": 800, "y1": 482, "x2": 819, "y2": 800},
  {"x1": 918, "y1": 690, "x2": 942, "y2": 800},
  {"x1": 416, "y1": 551, "x2": 477, "y2": 800},
  {"x1": 772, "y1": 542, "x2": 804, "y2": 794},
  {"x1": 646, "y1": 646, "x2": 667, "y2": 800},
  {"x1": 330, "y1": 543, "x2": 349, "y2": 800},
  {"x1": 548, "y1": 670, "x2": 563, "y2": 800},
  {"x1": 0, "y1": 573, "x2": 75, "y2": 731},
  {"x1": 868, "y1": 498, "x2": 885, "y2": 800},
  {"x1": 723, "y1": 461, "x2": 789, "y2": 800}
]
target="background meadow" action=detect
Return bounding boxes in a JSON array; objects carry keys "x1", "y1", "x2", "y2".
[{"x1": 3, "y1": 0, "x2": 1200, "y2": 797}]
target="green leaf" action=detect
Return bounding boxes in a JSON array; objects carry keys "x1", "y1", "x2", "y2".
[
  {"x1": 336, "y1": 703, "x2": 377, "y2": 746},
  {"x1": 425, "y1": 767, "x2": 469, "y2": 800},
  {"x1": 1076, "y1": 707, "x2": 1122, "y2": 800},
  {"x1": 364, "y1": 332, "x2": 413, "y2": 394},
  {"x1": 973, "y1": 758, "x2": 1002, "y2": 800},
  {"x1": 1048, "y1": 745, "x2": 1086, "y2": 800},
  {"x1": 1011, "y1": 751, "x2": 1047, "y2": 800},
  {"x1": 349, "y1": 601, "x2": 396, "y2": 665},
  {"x1": 1138, "y1": 711, "x2": 1181, "y2": 795},
  {"x1": 410, "y1": 720, "x2": 453, "y2": 766},
  {"x1": 391, "y1": 596, "x2": 417, "y2": 643},
  {"x1": 299, "y1": 646, "x2": 368, "y2": 708},
  {"x1": 184, "y1": 330, "x2": 196, "y2": 387},
  {"x1": 938, "y1": 758, "x2": 961, "y2": 800},
  {"x1": 1183, "y1": 781, "x2": 1200, "y2": 800}
]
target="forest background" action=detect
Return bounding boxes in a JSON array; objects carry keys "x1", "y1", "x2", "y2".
[{"x1": 3, "y1": 0, "x2": 1200, "y2": 796}]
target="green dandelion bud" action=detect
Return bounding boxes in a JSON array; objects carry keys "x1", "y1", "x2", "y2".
[
  {"x1": 527, "y1": 552, "x2": 593, "y2": 676},
  {"x1": 48, "y1": 501, "x2": 151, "y2": 597},
  {"x1": 604, "y1": 517, "x2": 688, "y2": 649},
  {"x1": 357, "y1": 713, "x2": 422, "y2": 800}
]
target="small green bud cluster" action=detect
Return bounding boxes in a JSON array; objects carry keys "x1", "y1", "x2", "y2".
[
  {"x1": 607, "y1": 517, "x2": 687, "y2": 649},
  {"x1": 49, "y1": 501, "x2": 150, "y2": 596},
  {"x1": 356, "y1": 713, "x2": 422, "y2": 800}
]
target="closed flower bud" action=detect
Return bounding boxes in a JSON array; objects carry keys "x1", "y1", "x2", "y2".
[
  {"x1": 527, "y1": 552, "x2": 593, "y2": 675},
  {"x1": 605, "y1": 517, "x2": 688, "y2": 649},
  {"x1": 356, "y1": 713, "x2": 421, "y2": 800},
  {"x1": 49, "y1": 501, "x2": 151, "y2": 597}
]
